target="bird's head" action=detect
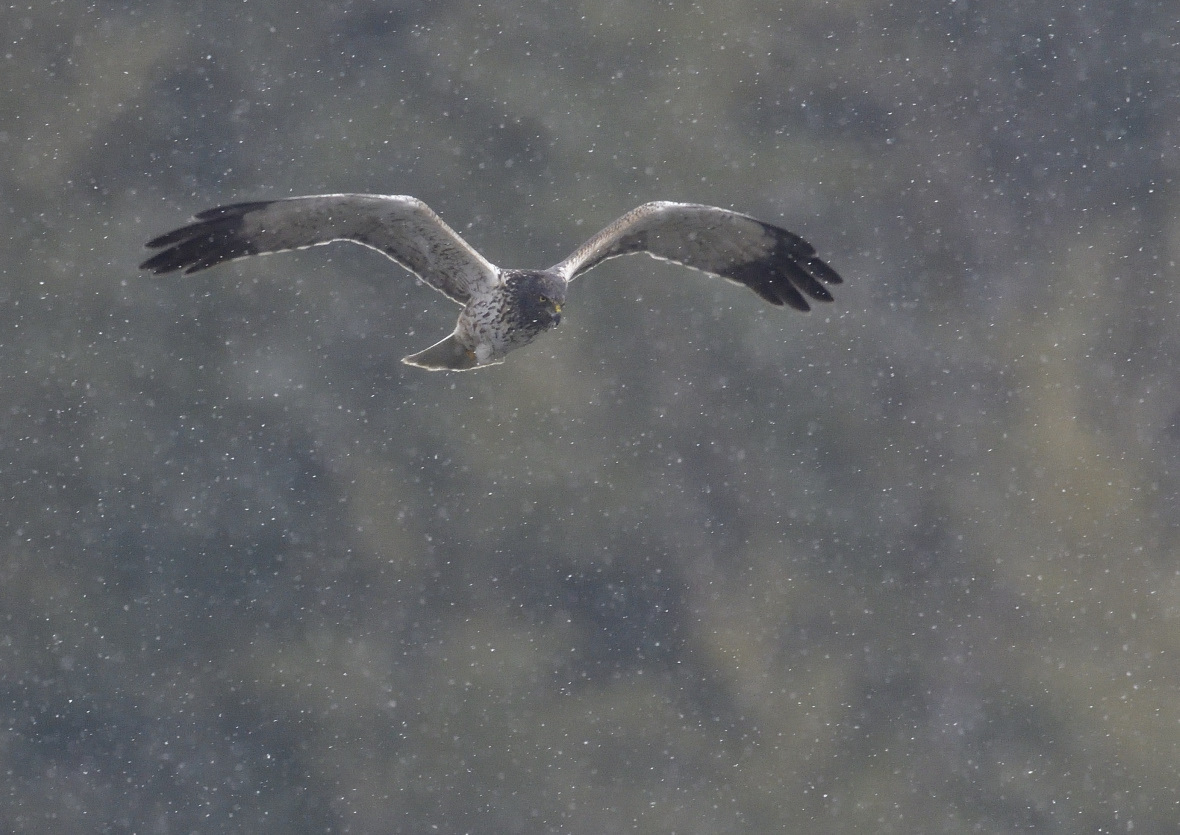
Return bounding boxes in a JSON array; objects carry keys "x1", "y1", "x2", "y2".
[{"x1": 506, "y1": 270, "x2": 567, "y2": 331}]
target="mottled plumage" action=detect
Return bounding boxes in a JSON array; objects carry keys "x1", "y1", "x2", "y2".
[{"x1": 141, "y1": 194, "x2": 842, "y2": 370}]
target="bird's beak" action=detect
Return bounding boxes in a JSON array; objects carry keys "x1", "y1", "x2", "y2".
[{"x1": 553, "y1": 303, "x2": 562, "y2": 314}]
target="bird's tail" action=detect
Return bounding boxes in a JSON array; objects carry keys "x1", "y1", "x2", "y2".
[{"x1": 401, "y1": 333, "x2": 481, "y2": 371}]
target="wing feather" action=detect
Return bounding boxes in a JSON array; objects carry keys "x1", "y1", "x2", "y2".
[
  {"x1": 140, "y1": 194, "x2": 498, "y2": 304},
  {"x1": 551, "y1": 202, "x2": 842, "y2": 311}
]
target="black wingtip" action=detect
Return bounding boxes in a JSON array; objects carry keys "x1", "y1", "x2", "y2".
[
  {"x1": 139, "y1": 250, "x2": 180, "y2": 275},
  {"x1": 728, "y1": 224, "x2": 843, "y2": 311},
  {"x1": 144, "y1": 226, "x2": 194, "y2": 250},
  {"x1": 804, "y1": 256, "x2": 844, "y2": 286},
  {"x1": 139, "y1": 207, "x2": 261, "y2": 276},
  {"x1": 775, "y1": 282, "x2": 812, "y2": 312}
]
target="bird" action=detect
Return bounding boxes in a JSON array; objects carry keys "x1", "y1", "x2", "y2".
[{"x1": 140, "y1": 194, "x2": 843, "y2": 371}]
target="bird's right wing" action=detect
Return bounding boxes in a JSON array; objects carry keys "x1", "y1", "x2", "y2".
[{"x1": 140, "y1": 194, "x2": 498, "y2": 304}]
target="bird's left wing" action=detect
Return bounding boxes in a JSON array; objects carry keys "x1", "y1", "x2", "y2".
[
  {"x1": 140, "y1": 194, "x2": 498, "y2": 304},
  {"x1": 550, "y1": 201, "x2": 842, "y2": 311}
]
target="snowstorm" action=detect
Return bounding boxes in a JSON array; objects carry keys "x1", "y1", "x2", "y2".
[{"x1": 3, "y1": 1, "x2": 1177, "y2": 831}]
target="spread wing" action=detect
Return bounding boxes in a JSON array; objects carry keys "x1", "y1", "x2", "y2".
[
  {"x1": 140, "y1": 194, "x2": 499, "y2": 304},
  {"x1": 550, "y1": 201, "x2": 842, "y2": 311}
]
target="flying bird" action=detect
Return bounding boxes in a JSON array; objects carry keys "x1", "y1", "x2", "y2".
[{"x1": 141, "y1": 195, "x2": 843, "y2": 370}]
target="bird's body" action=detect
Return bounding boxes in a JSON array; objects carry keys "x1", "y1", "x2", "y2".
[
  {"x1": 141, "y1": 195, "x2": 842, "y2": 370},
  {"x1": 417, "y1": 270, "x2": 568, "y2": 370}
]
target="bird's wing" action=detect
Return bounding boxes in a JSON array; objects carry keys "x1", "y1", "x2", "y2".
[
  {"x1": 550, "y1": 201, "x2": 842, "y2": 311},
  {"x1": 140, "y1": 194, "x2": 498, "y2": 304}
]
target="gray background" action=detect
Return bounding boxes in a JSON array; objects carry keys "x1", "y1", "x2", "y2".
[{"x1": 3, "y1": 1, "x2": 1178, "y2": 832}]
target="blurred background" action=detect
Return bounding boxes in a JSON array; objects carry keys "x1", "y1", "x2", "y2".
[{"x1": 3, "y1": 1, "x2": 1178, "y2": 832}]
